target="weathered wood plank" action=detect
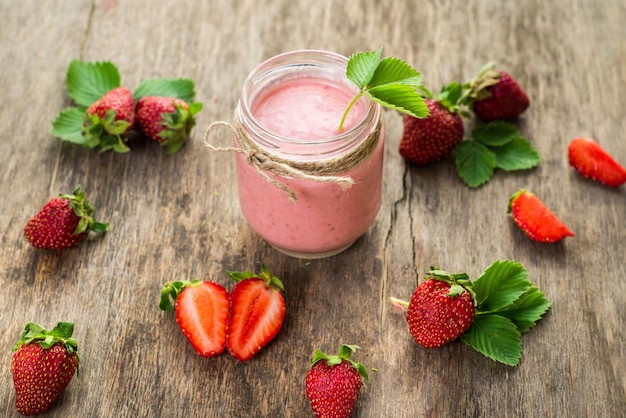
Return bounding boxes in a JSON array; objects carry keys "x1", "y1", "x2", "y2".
[{"x1": 1, "y1": 0, "x2": 624, "y2": 417}]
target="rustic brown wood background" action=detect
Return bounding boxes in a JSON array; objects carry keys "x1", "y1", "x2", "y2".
[{"x1": 1, "y1": 1, "x2": 624, "y2": 417}]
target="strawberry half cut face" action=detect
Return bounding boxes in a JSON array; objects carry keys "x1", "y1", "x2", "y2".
[{"x1": 226, "y1": 277, "x2": 286, "y2": 362}]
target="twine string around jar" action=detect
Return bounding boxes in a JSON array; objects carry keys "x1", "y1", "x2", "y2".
[{"x1": 203, "y1": 114, "x2": 381, "y2": 203}]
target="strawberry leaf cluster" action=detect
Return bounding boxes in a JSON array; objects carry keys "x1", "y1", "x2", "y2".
[
  {"x1": 342, "y1": 48, "x2": 429, "y2": 130},
  {"x1": 51, "y1": 60, "x2": 201, "y2": 153},
  {"x1": 159, "y1": 266, "x2": 286, "y2": 362},
  {"x1": 455, "y1": 122, "x2": 540, "y2": 187},
  {"x1": 461, "y1": 260, "x2": 551, "y2": 366}
]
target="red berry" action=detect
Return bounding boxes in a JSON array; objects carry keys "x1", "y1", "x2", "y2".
[
  {"x1": 469, "y1": 67, "x2": 530, "y2": 121},
  {"x1": 406, "y1": 278, "x2": 476, "y2": 348},
  {"x1": 135, "y1": 96, "x2": 201, "y2": 154},
  {"x1": 226, "y1": 267, "x2": 285, "y2": 361},
  {"x1": 83, "y1": 87, "x2": 135, "y2": 152},
  {"x1": 568, "y1": 137, "x2": 626, "y2": 187},
  {"x1": 399, "y1": 98, "x2": 464, "y2": 164},
  {"x1": 508, "y1": 189, "x2": 574, "y2": 243},
  {"x1": 86, "y1": 86, "x2": 135, "y2": 127},
  {"x1": 305, "y1": 345, "x2": 369, "y2": 418},
  {"x1": 11, "y1": 322, "x2": 79, "y2": 416},
  {"x1": 23, "y1": 186, "x2": 108, "y2": 250},
  {"x1": 160, "y1": 280, "x2": 230, "y2": 357}
]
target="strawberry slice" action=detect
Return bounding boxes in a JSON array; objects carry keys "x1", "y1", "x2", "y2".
[
  {"x1": 568, "y1": 137, "x2": 626, "y2": 187},
  {"x1": 508, "y1": 189, "x2": 574, "y2": 243},
  {"x1": 226, "y1": 267, "x2": 286, "y2": 362},
  {"x1": 160, "y1": 280, "x2": 229, "y2": 357}
]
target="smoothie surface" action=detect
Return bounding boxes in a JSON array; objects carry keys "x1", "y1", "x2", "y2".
[{"x1": 251, "y1": 77, "x2": 366, "y2": 141}]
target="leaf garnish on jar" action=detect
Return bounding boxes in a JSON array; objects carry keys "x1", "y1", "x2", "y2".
[{"x1": 339, "y1": 48, "x2": 429, "y2": 131}]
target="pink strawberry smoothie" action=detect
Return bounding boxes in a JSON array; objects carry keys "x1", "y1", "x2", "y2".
[{"x1": 235, "y1": 75, "x2": 384, "y2": 258}]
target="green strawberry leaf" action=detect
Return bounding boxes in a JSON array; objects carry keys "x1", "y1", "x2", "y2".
[
  {"x1": 454, "y1": 122, "x2": 541, "y2": 187},
  {"x1": 51, "y1": 107, "x2": 85, "y2": 144},
  {"x1": 498, "y1": 286, "x2": 551, "y2": 333},
  {"x1": 133, "y1": 78, "x2": 196, "y2": 103},
  {"x1": 67, "y1": 60, "x2": 121, "y2": 107},
  {"x1": 472, "y1": 121, "x2": 520, "y2": 147},
  {"x1": 368, "y1": 56, "x2": 424, "y2": 89},
  {"x1": 50, "y1": 322, "x2": 75, "y2": 339},
  {"x1": 461, "y1": 313, "x2": 522, "y2": 366},
  {"x1": 188, "y1": 101, "x2": 203, "y2": 115},
  {"x1": 455, "y1": 140, "x2": 496, "y2": 187},
  {"x1": 341, "y1": 49, "x2": 427, "y2": 130},
  {"x1": 346, "y1": 49, "x2": 383, "y2": 89},
  {"x1": 492, "y1": 137, "x2": 541, "y2": 171},
  {"x1": 367, "y1": 84, "x2": 429, "y2": 118},
  {"x1": 436, "y1": 82, "x2": 467, "y2": 113},
  {"x1": 19, "y1": 322, "x2": 46, "y2": 342},
  {"x1": 473, "y1": 260, "x2": 531, "y2": 313},
  {"x1": 337, "y1": 344, "x2": 360, "y2": 359}
]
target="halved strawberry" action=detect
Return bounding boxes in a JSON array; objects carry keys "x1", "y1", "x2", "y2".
[
  {"x1": 508, "y1": 189, "x2": 574, "y2": 243},
  {"x1": 226, "y1": 267, "x2": 286, "y2": 362},
  {"x1": 159, "y1": 280, "x2": 229, "y2": 357},
  {"x1": 568, "y1": 137, "x2": 626, "y2": 187}
]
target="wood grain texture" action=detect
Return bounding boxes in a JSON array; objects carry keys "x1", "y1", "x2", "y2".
[{"x1": 1, "y1": 0, "x2": 624, "y2": 417}]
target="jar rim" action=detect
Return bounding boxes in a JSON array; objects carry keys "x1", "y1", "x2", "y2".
[{"x1": 237, "y1": 49, "x2": 379, "y2": 151}]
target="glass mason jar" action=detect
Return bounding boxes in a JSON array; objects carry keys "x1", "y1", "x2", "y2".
[{"x1": 234, "y1": 50, "x2": 384, "y2": 259}]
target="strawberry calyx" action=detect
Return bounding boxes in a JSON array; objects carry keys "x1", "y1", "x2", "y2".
[
  {"x1": 13, "y1": 322, "x2": 79, "y2": 369},
  {"x1": 464, "y1": 61, "x2": 502, "y2": 103},
  {"x1": 159, "y1": 279, "x2": 204, "y2": 312},
  {"x1": 420, "y1": 82, "x2": 470, "y2": 116},
  {"x1": 60, "y1": 185, "x2": 109, "y2": 236},
  {"x1": 390, "y1": 267, "x2": 477, "y2": 309},
  {"x1": 82, "y1": 108, "x2": 132, "y2": 153},
  {"x1": 311, "y1": 344, "x2": 369, "y2": 381},
  {"x1": 157, "y1": 101, "x2": 203, "y2": 155},
  {"x1": 226, "y1": 265, "x2": 285, "y2": 292},
  {"x1": 426, "y1": 266, "x2": 477, "y2": 306}
]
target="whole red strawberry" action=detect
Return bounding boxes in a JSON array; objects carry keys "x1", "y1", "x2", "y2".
[
  {"x1": 135, "y1": 96, "x2": 202, "y2": 155},
  {"x1": 399, "y1": 97, "x2": 464, "y2": 164},
  {"x1": 226, "y1": 266, "x2": 286, "y2": 361},
  {"x1": 159, "y1": 280, "x2": 230, "y2": 357},
  {"x1": 82, "y1": 86, "x2": 135, "y2": 152},
  {"x1": 395, "y1": 269, "x2": 476, "y2": 349},
  {"x1": 305, "y1": 344, "x2": 369, "y2": 418},
  {"x1": 468, "y1": 63, "x2": 529, "y2": 121},
  {"x1": 568, "y1": 137, "x2": 626, "y2": 187},
  {"x1": 23, "y1": 185, "x2": 108, "y2": 250},
  {"x1": 11, "y1": 322, "x2": 79, "y2": 416},
  {"x1": 508, "y1": 189, "x2": 574, "y2": 243}
]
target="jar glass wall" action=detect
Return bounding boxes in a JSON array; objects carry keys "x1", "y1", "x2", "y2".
[{"x1": 235, "y1": 50, "x2": 384, "y2": 259}]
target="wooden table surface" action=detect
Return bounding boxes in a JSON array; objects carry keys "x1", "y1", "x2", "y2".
[{"x1": 1, "y1": 1, "x2": 625, "y2": 417}]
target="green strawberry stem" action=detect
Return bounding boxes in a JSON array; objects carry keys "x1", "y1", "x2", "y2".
[
  {"x1": 338, "y1": 92, "x2": 365, "y2": 132},
  {"x1": 311, "y1": 344, "x2": 369, "y2": 381},
  {"x1": 389, "y1": 296, "x2": 409, "y2": 310}
]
